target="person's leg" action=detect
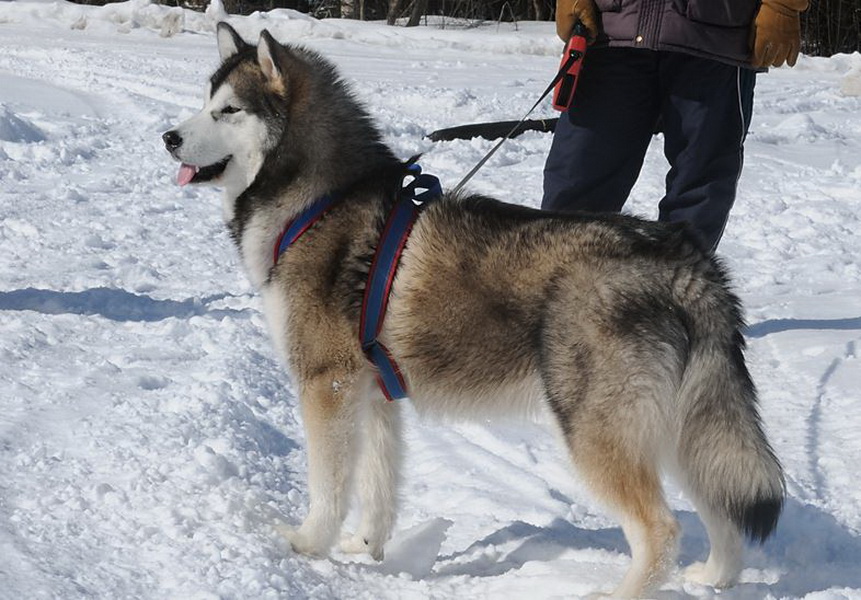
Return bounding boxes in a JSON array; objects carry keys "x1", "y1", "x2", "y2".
[
  {"x1": 658, "y1": 53, "x2": 756, "y2": 252},
  {"x1": 543, "y1": 47, "x2": 661, "y2": 213}
]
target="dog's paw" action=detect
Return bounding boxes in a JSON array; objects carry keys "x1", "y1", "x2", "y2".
[
  {"x1": 683, "y1": 561, "x2": 711, "y2": 585},
  {"x1": 340, "y1": 533, "x2": 384, "y2": 561},
  {"x1": 683, "y1": 561, "x2": 737, "y2": 588},
  {"x1": 339, "y1": 533, "x2": 369, "y2": 555},
  {"x1": 275, "y1": 522, "x2": 328, "y2": 557}
]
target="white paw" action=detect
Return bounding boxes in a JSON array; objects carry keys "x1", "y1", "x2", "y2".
[
  {"x1": 684, "y1": 561, "x2": 711, "y2": 585},
  {"x1": 683, "y1": 561, "x2": 737, "y2": 588},
  {"x1": 340, "y1": 532, "x2": 384, "y2": 561},
  {"x1": 339, "y1": 533, "x2": 369, "y2": 554},
  {"x1": 275, "y1": 523, "x2": 328, "y2": 557}
]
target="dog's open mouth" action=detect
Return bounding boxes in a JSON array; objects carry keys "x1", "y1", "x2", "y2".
[{"x1": 177, "y1": 156, "x2": 232, "y2": 186}]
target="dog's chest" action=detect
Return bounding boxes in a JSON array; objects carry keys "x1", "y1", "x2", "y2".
[
  {"x1": 236, "y1": 211, "x2": 282, "y2": 290},
  {"x1": 259, "y1": 283, "x2": 295, "y2": 369}
]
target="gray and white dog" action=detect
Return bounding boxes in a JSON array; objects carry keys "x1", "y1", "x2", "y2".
[{"x1": 163, "y1": 22, "x2": 784, "y2": 598}]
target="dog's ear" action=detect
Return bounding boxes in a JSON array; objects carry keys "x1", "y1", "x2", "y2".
[
  {"x1": 217, "y1": 22, "x2": 247, "y2": 61},
  {"x1": 257, "y1": 30, "x2": 285, "y2": 88}
]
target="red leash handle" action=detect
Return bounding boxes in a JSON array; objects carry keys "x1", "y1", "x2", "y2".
[{"x1": 552, "y1": 21, "x2": 588, "y2": 112}]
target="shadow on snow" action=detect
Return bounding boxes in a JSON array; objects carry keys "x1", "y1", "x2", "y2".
[
  {"x1": 746, "y1": 316, "x2": 861, "y2": 338},
  {"x1": 0, "y1": 287, "x2": 251, "y2": 322},
  {"x1": 372, "y1": 498, "x2": 861, "y2": 598}
]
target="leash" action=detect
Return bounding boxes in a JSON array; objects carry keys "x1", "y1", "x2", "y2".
[
  {"x1": 273, "y1": 164, "x2": 442, "y2": 401},
  {"x1": 450, "y1": 23, "x2": 587, "y2": 196}
]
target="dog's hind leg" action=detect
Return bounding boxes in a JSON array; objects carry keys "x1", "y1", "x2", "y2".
[
  {"x1": 544, "y1": 384, "x2": 678, "y2": 595},
  {"x1": 340, "y1": 376, "x2": 402, "y2": 561},
  {"x1": 682, "y1": 500, "x2": 743, "y2": 587},
  {"x1": 540, "y1": 283, "x2": 693, "y2": 596},
  {"x1": 282, "y1": 374, "x2": 361, "y2": 557},
  {"x1": 569, "y1": 430, "x2": 678, "y2": 598},
  {"x1": 571, "y1": 430, "x2": 680, "y2": 599}
]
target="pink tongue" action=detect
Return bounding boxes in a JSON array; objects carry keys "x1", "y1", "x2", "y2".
[{"x1": 177, "y1": 164, "x2": 197, "y2": 186}]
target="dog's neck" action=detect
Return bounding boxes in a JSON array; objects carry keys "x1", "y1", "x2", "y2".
[
  {"x1": 220, "y1": 154, "x2": 265, "y2": 223},
  {"x1": 225, "y1": 176, "x2": 327, "y2": 290}
]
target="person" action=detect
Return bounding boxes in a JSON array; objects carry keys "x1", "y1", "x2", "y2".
[{"x1": 543, "y1": 0, "x2": 809, "y2": 253}]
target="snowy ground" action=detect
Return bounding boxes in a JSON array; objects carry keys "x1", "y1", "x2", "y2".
[{"x1": 1, "y1": 2, "x2": 860, "y2": 598}]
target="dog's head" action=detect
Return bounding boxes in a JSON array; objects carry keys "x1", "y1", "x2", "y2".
[
  {"x1": 162, "y1": 22, "x2": 297, "y2": 194},
  {"x1": 163, "y1": 22, "x2": 398, "y2": 223}
]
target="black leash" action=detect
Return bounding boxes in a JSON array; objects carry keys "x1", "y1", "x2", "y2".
[
  {"x1": 451, "y1": 46, "x2": 581, "y2": 194},
  {"x1": 451, "y1": 41, "x2": 583, "y2": 195},
  {"x1": 450, "y1": 61, "x2": 572, "y2": 195}
]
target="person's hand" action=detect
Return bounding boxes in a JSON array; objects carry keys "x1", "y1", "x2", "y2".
[
  {"x1": 751, "y1": 0, "x2": 809, "y2": 67},
  {"x1": 555, "y1": 0, "x2": 598, "y2": 43}
]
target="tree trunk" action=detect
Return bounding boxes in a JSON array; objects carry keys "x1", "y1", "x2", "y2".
[
  {"x1": 406, "y1": 0, "x2": 427, "y2": 26},
  {"x1": 387, "y1": 0, "x2": 403, "y2": 24}
]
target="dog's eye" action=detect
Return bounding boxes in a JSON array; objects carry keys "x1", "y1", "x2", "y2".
[{"x1": 222, "y1": 105, "x2": 242, "y2": 115}]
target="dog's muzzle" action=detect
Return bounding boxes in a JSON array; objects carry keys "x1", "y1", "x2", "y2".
[{"x1": 161, "y1": 129, "x2": 231, "y2": 186}]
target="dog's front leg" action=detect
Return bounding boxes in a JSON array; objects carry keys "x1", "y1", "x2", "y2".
[
  {"x1": 340, "y1": 378, "x2": 402, "y2": 560},
  {"x1": 284, "y1": 375, "x2": 358, "y2": 557}
]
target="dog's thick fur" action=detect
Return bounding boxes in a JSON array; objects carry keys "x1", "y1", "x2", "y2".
[{"x1": 163, "y1": 22, "x2": 784, "y2": 597}]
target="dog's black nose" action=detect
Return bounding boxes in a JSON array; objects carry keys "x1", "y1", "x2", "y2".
[{"x1": 162, "y1": 130, "x2": 183, "y2": 151}]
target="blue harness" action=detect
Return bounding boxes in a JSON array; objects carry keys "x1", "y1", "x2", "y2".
[{"x1": 273, "y1": 165, "x2": 442, "y2": 401}]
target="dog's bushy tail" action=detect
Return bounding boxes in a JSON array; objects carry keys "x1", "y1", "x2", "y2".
[{"x1": 676, "y1": 287, "x2": 784, "y2": 543}]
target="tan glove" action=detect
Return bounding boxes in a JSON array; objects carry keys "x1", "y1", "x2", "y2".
[
  {"x1": 555, "y1": 0, "x2": 599, "y2": 43},
  {"x1": 751, "y1": 0, "x2": 809, "y2": 67}
]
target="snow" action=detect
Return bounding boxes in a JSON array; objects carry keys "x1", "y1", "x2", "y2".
[{"x1": 1, "y1": 1, "x2": 860, "y2": 598}]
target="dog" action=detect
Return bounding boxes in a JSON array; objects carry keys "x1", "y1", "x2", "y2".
[{"x1": 163, "y1": 22, "x2": 784, "y2": 598}]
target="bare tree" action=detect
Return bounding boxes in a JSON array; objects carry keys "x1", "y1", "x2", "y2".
[
  {"x1": 801, "y1": 0, "x2": 861, "y2": 56},
  {"x1": 406, "y1": 0, "x2": 428, "y2": 26},
  {"x1": 387, "y1": 0, "x2": 403, "y2": 24}
]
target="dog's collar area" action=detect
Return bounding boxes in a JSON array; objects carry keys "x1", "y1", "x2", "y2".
[
  {"x1": 272, "y1": 165, "x2": 442, "y2": 401},
  {"x1": 272, "y1": 193, "x2": 340, "y2": 265}
]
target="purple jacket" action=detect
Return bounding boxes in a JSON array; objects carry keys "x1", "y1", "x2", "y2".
[{"x1": 594, "y1": 0, "x2": 760, "y2": 67}]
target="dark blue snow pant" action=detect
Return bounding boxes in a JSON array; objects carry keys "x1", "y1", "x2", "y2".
[{"x1": 543, "y1": 47, "x2": 756, "y2": 253}]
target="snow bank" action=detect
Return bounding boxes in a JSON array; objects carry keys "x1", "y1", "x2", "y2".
[{"x1": 0, "y1": 104, "x2": 45, "y2": 143}]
